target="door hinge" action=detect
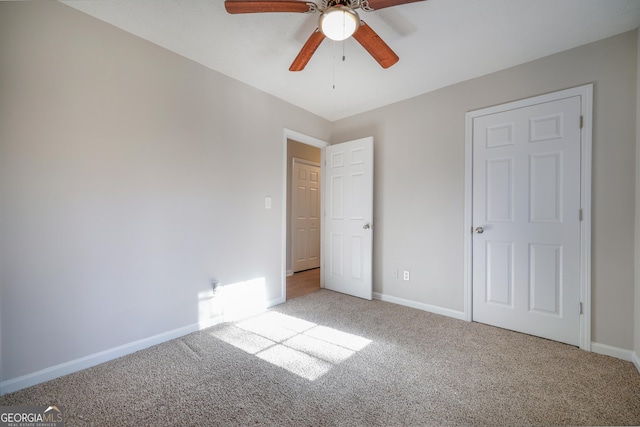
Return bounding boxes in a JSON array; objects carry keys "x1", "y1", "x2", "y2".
[
  {"x1": 580, "y1": 115, "x2": 584, "y2": 129},
  {"x1": 579, "y1": 208, "x2": 583, "y2": 221},
  {"x1": 579, "y1": 302, "x2": 583, "y2": 315}
]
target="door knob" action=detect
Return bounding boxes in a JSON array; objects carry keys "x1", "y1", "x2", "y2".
[
  {"x1": 474, "y1": 227, "x2": 484, "y2": 234},
  {"x1": 363, "y1": 223, "x2": 371, "y2": 230}
]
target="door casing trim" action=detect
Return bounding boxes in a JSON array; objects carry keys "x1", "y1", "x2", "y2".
[
  {"x1": 282, "y1": 129, "x2": 329, "y2": 303},
  {"x1": 463, "y1": 84, "x2": 593, "y2": 351}
]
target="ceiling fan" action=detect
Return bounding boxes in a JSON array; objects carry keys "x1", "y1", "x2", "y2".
[{"x1": 224, "y1": 0, "x2": 425, "y2": 71}]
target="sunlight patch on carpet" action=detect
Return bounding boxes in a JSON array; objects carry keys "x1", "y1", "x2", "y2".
[
  {"x1": 283, "y1": 334, "x2": 355, "y2": 365},
  {"x1": 210, "y1": 325, "x2": 274, "y2": 355},
  {"x1": 257, "y1": 345, "x2": 333, "y2": 381},
  {"x1": 209, "y1": 312, "x2": 372, "y2": 381}
]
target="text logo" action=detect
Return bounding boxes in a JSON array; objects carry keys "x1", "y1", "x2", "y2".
[{"x1": 0, "y1": 405, "x2": 64, "y2": 427}]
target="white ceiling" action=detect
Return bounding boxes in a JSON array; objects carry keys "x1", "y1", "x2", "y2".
[{"x1": 60, "y1": 0, "x2": 640, "y2": 121}]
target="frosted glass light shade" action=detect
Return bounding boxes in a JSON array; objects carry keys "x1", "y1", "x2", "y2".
[{"x1": 319, "y1": 6, "x2": 360, "y2": 41}]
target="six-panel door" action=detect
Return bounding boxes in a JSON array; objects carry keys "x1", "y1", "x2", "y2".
[
  {"x1": 472, "y1": 96, "x2": 582, "y2": 346},
  {"x1": 324, "y1": 137, "x2": 374, "y2": 300}
]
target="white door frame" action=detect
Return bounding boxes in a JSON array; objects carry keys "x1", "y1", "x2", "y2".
[
  {"x1": 281, "y1": 129, "x2": 329, "y2": 303},
  {"x1": 463, "y1": 84, "x2": 593, "y2": 351}
]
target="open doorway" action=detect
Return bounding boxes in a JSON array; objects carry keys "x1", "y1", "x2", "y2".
[
  {"x1": 287, "y1": 139, "x2": 321, "y2": 299},
  {"x1": 283, "y1": 130, "x2": 329, "y2": 301}
]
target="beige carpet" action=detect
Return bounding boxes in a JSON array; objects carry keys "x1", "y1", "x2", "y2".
[{"x1": 2, "y1": 289, "x2": 639, "y2": 426}]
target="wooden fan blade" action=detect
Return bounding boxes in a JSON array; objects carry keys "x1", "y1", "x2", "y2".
[
  {"x1": 225, "y1": 0, "x2": 315, "y2": 14},
  {"x1": 352, "y1": 21, "x2": 399, "y2": 69},
  {"x1": 363, "y1": 0, "x2": 425, "y2": 11},
  {"x1": 289, "y1": 29, "x2": 325, "y2": 71}
]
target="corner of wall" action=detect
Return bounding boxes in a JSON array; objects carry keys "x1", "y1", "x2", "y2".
[{"x1": 635, "y1": 27, "x2": 640, "y2": 365}]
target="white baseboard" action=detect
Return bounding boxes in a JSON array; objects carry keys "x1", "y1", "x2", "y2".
[
  {"x1": 591, "y1": 342, "x2": 634, "y2": 362},
  {"x1": 370, "y1": 296, "x2": 639, "y2": 374},
  {"x1": 0, "y1": 322, "x2": 204, "y2": 396},
  {"x1": 373, "y1": 292, "x2": 465, "y2": 321},
  {"x1": 0, "y1": 296, "x2": 284, "y2": 396},
  {"x1": 286, "y1": 269, "x2": 293, "y2": 277}
]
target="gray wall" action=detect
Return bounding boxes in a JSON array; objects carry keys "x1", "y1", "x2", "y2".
[
  {"x1": 0, "y1": 2, "x2": 332, "y2": 382},
  {"x1": 331, "y1": 30, "x2": 638, "y2": 350}
]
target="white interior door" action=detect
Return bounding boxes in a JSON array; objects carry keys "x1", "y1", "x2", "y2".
[
  {"x1": 323, "y1": 137, "x2": 373, "y2": 300},
  {"x1": 472, "y1": 95, "x2": 582, "y2": 346},
  {"x1": 291, "y1": 159, "x2": 321, "y2": 272}
]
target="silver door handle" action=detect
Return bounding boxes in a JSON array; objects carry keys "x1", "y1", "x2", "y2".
[
  {"x1": 474, "y1": 227, "x2": 484, "y2": 234},
  {"x1": 363, "y1": 223, "x2": 372, "y2": 230}
]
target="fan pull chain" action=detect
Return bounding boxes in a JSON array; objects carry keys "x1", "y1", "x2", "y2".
[
  {"x1": 343, "y1": 39, "x2": 346, "y2": 62},
  {"x1": 332, "y1": 40, "x2": 336, "y2": 90},
  {"x1": 331, "y1": 40, "x2": 347, "y2": 90}
]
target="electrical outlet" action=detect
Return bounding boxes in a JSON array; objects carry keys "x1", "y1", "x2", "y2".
[
  {"x1": 403, "y1": 271, "x2": 410, "y2": 281},
  {"x1": 265, "y1": 197, "x2": 272, "y2": 209}
]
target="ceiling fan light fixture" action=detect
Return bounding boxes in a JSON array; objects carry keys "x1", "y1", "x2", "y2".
[{"x1": 319, "y1": 6, "x2": 360, "y2": 41}]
